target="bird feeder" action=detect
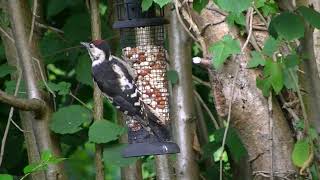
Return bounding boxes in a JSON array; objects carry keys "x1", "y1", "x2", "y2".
[{"x1": 113, "y1": 0, "x2": 180, "y2": 157}]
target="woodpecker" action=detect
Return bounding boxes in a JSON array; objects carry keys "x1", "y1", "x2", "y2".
[{"x1": 81, "y1": 40, "x2": 169, "y2": 141}]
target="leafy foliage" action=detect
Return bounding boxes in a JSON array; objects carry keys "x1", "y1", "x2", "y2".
[
  {"x1": 208, "y1": 35, "x2": 241, "y2": 69},
  {"x1": 153, "y1": 0, "x2": 171, "y2": 7},
  {"x1": 103, "y1": 144, "x2": 138, "y2": 167},
  {"x1": 215, "y1": 0, "x2": 252, "y2": 14},
  {"x1": 297, "y1": 6, "x2": 320, "y2": 29},
  {"x1": 142, "y1": 0, "x2": 154, "y2": 12},
  {"x1": 193, "y1": 0, "x2": 209, "y2": 13},
  {"x1": 88, "y1": 120, "x2": 125, "y2": 144},
  {"x1": 292, "y1": 139, "x2": 311, "y2": 168},
  {"x1": 0, "y1": 174, "x2": 13, "y2": 180},
  {"x1": 0, "y1": 64, "x2": 15, "y2": 78},
  {"x1": 166, "y1": 70, "x2": 179, "y2": 85},
  {"x1": 76, "y1": 54, "x2": 93, "y2": 87},
  {"x1": 50, "y1": 105, "x2": 92, "y2": 134},
  {"x1": 247, "y1": 51, "x2": 265, "y2": 68}
]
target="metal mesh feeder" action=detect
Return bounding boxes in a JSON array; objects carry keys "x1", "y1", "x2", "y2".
[{"x1": 113, "y1": 0, "x2": 180, "y2": 157}]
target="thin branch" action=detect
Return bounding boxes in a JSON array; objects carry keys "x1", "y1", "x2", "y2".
[
  {"x1": 0, "y1": 70, "x2": 22, "y2": 166},
  {"x1": 252, "y1": 4, "x2": 268, "y2": 26},
  {"x1": 219, "y1": 7, "x2": 254, "y2": 180},
  {"x1": 192, "y1": 75, "x2": 211, "y2": 88},
  {"x1": 268, "y1": 93, "x2": 274, "y2": 180},
  {"x1": 0, "y1": 25, "x2": 14, "y2": 42},
  {"x1": 35, "y1": 22, "x2": 64, "y2": 34},
  {"x1": 28, "y1": 0, "x2": 37, "y2": 44},
  {"x1": 69, "y1": 92, "x2": 92, "y2": 111},
  {"x1": 0, "y1": 89, "x2": 46, "y2": 115},
  {"x1": 194, "y1": 90, "x2": 219, "y2": 129}
]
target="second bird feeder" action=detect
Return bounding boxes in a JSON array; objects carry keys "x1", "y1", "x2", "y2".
[{"x1": 113, "y1": 0, "x2": 180, "y2": 157}]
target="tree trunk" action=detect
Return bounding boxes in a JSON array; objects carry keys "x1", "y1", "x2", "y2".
[
  {"x1": 191, "y1": 3, "x2": 296, "y2": 179},
  {"x1": 7, "y1": 0, "x2": 66, "y2": 179},
  {"x1": 168, "y1": 9, "x2": 200, "y2": 180}
]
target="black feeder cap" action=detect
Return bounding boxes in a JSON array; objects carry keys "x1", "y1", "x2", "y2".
[{"x1": 113, "y1": 0, "x2": 168, "y2": 29}]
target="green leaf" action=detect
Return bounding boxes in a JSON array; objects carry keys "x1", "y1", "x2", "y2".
[
  {"x1": 50, "y1": 105, "x2": 92, "y2": 134},
  {"x1": 0, "y1": 174, "x2": 13, "y2": 180},
  {"x1": 41, "y1": 150, "x2": 53, "y2": 161},
  {"x1": 193, "y1": 0, "x2": 209, "y2": 13},
  {"x1": 47, "y1": 158, "x2": 66, "y2": 164},
  {"x1": 103, "y1": 144, "x2": 138, "y2": 167},
  {"x1": 256, "y1": 77, "x2": 271, "y2": 96},
  {"x1": 47, "y1": 0, "x2": 69, "y2": 18},
  {"x1": 88, "y1": 120, "x2": 125, "y2": 143},
  {"x1": 166, "y1": 70, "x2": 179, "y2": 84},
  {"x1": 226, "y1": 12, "x2": 246, "y2": 26},
  {"x1": 270, "y1": 12, "x2": 304, "y2": 41},
  {"x1": 209, "y1": 35, "x2": 241, "y2": 69},
  {"x1": 284, "y1": 54, "x2": 299, "y2": 68},
  {"x1": 213, "y1": 128, "x2": 247, "y2": 163},
  {"x1": 41, "y1": 81, "x2": 71, "y2": 95},
  {"x1": 298, "y1": 6, "x2": 320, "y2": 29},
  {"x1": 5, "y1": 80, "x2": 26, "y2": 98},
  {"x1": 0, "y1": 64, "x2": 15, "y2": 78},
  {"x1": 76, "y1": 55, "x2": 93, "y2": 87},
  {"x1": 283, "y1": 68, "x2": 298, "y2": 91},
  {"x1": 263, "y1": 60, "x2": 283, "y2": 94},
  {"x1": 142, "y1": 0, "x2": 153, "y2": 11},
  {"x1": 153, "y1": 0, "x2": 171, "y2": 8},
  {"x1": 23, "y1": 163, "x2": 47, "y2": 174},
  {"x1": 262, "y1": 37, "x2": 279, "y2": 57},
  {"x1": 63, "y1": 13, "x2": 91, "y2": 43},
  {"x1": 216, "y1": 0, "x2": 252, "y2": 14},
  {"x1": 247, "y1": 51, "x2": 265, "y2": 68},
  {"x1": 213, "y1": 147, "x2": 228, "y2": 162},
  {"x1": 292, "y1": 139, "x2": 311, "y2": 167}
]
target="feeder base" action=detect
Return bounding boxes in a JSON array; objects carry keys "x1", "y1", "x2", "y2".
[{"x1": 122, "y1": 142, "x2": 180, "y2": 157}]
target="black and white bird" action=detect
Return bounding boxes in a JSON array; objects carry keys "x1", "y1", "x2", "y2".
[{"x1": 81, "y1": 40, "x2": 169, "y2": 141}]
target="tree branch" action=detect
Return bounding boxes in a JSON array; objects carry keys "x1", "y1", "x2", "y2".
[{"x1": 0, "y1": 89, "x2": 47, "y2": 115}]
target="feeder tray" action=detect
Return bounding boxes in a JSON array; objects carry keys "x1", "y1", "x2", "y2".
[{"x1": 113, "y1": 0, "x2": 180, "y2": 157}]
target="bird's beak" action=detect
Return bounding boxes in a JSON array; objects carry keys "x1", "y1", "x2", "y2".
[{"x1": 80, "y1": 42, "x2": 90, "y2": 49}]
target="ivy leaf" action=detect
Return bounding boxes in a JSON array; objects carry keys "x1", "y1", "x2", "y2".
[
  {"x1": 292, "y1": 139, "x2": 311, "y2": 168},
  {"x1": 153, "y1": 0, "x2": 171, "y2": 8},
  {"x1": 262, "y1": 37, "x2": 279, "y2": 57},
  {"x1": 193, "y1": 0, "x2": 209, "y2": 13},
  {"x1": 142, "y1": 0, "x2": 153, "y2": 11},
  {"x1": 0, "y1": 174, "x2": 13, "y2": 180},
  {"x1": 103, "y1": 144, "x2": 138, "y2": 167},
  {"x1": 213, "y1": 147, "x2": 228, "y2": 162},
  {"x1": 0, "y1": 64, "x2": 16, "y2": 78},
  {"x1": 41, "y1": 150, "x2": 53, "y2": 162},
  {"x1": 256, "y1": 77, "x2": 271, "y2": 96},
  {"x1": 166, "y1": 70, "x2": 179, "y2": 84},
  {"x1": 47, "y1": 0, "x2": 69, "y2": 18},
  {"x1": 23, "y1": 163, "x2": 47, "y2": 174},
  {"x1": 298, "y1": 6, "x2": 320, "y2": 29},
  {"x1": 226, "y1": 12, "x2": 246, "y2": 26},
  {"x1": 50, "y1": 105, "x2": 92, "y2": 134},
  {"x1": 88, "y1": 120, "x2": 125, "y2": 144},
  {"x1": 283, "y1": 68, "x2": 298, "y2": 91},
  {"x1": 76, "y1": 55, "x2": 93, "y2": 87},
  {"x1": 209, "y1": 35, "x2": 241, "y2": 69},
  {"x1": 63, "y1": 13, "x2": 91, "y2": 43},
  {"x1": 284, "y1": 54, "x2": 299, "y2": 68},
  {"x1": 247, "y1": 51, "x2": 265, "y2": 68},
  {"x1": 41, "y1": 81, "x2": 71, "y2": 95},
  {"x1": 263, "y1": 60, "x2": 283, "y2": 94},
  {"x1": 215, "y1": 0, "x2": 252, "y2": 14},
  {"x1": 270, "y1": 12, "x2": 304, "y2": 41}
]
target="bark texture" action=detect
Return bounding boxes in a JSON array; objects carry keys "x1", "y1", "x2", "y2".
[
  {"x1": 7, "y1": 0, "x2": 65, "y2": 179},
  {"x1": 169, "y1": 10, "x2": 200, "y2": 180},
  {"x1": 89, "y1": 0, "x2": 105, "y2": 179},
  {"x1": 191, "y1": 3, "x2": 296, "y2": 179}
]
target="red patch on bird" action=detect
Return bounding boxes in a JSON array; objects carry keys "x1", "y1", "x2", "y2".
[{"x1": 92, "y1": 39, "x2": 104, "y2": 45}]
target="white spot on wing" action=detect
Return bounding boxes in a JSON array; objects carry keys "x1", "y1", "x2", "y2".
[{"x1": 112, "y1": 64, "x2": 134, "y2": 91}]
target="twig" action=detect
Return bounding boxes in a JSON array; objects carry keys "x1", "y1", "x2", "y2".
[
  {"x1": 192, "y1": 75, "x2": 211, "y2": 88},
  {"x1": 0, "y1": 25, "x2": 14, "y2": 42},
  {"x1": 28, "y1": 0, "x2": 37, "y2": 44},
  {"x1": 0, "y1": 70, "x2": 22, "y2": 166},
  {"x1": 252, "y1": 4, "x2": 268, "y2": 26},
  {"x1": 69, "y1": 92, "x2": 92, "y2": 111},
  {"x1": 35, "y1": 22, "x2": 64, "y2": 34},
  {"x1": 219, "y1": 7, "x2": 254, "y2": 180},
  {"x1": 194, "y1": 90, "x2": 220, "y2": 129}
]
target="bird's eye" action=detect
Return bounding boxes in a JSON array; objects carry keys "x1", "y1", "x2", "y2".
[{"x1": 89, "y1": 43, "x2": 94, "y2": 48}]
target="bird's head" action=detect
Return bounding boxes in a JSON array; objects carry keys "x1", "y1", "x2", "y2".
[{"x1": 80, "y1": 40, "x2": 110, "y2": 66}]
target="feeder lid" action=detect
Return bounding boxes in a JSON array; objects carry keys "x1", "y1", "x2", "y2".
[{"x1": 113, "y1": 17, "x2": 169, "y2": 29}]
